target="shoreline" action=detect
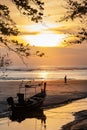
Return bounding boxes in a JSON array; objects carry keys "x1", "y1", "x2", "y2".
[{"x1": 42, "y1": 96, "x2": 87, "y2": 110}]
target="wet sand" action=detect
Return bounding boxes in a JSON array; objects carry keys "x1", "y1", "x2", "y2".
[{"x1": 43, "y1": 79, "x2": 87, "y2": 108}]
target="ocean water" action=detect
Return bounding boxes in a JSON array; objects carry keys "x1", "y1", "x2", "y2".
[{"x1": 0, "y1": 66, "x2": 87, "y2": 80}]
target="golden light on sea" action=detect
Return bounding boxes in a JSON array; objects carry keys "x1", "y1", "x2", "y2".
[{"x1": 39, "y1": 71, "x2": 48, "y2": 79}]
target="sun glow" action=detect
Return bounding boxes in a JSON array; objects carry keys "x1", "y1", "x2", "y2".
[
  {"x1": 39, "y1": 71, "x2": 48, "y2": 79},
  {"x1": 22, "y1": 23, "x2": 62, "y2": 32},
  {"x1": 21, "y1": 23, "x2": 67, "y2": 47},
  {"x1": 22, "y1": 32, "x2": 66, "y2": 47}
]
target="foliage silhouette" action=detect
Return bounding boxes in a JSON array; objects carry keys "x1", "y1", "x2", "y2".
[
  {"x1": 61, "y1": 0, "x2": 87, "y2": 44},
  {"x1": 0, "y1": 0, "x2": 44, "y2": 68}
]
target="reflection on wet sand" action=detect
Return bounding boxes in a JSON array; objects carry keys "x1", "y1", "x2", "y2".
[
  {"x1": 0, "y1": 108, "x2": 47, "y2": 130},
  {"x1": 10, "y1": 108, "x2": 46, "y2": 124}
]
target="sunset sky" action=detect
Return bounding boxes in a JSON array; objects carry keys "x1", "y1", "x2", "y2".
[{"x1": 0, "y1": 0, "x2": 87, "y2": 67}]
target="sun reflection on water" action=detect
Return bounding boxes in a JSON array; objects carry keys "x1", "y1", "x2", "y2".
[{"x1": 39, "y1": 71, "x2": 48, "y2": 79}]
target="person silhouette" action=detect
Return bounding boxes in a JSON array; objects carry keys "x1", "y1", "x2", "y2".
[{"x1": 64, "y1": 75, "x2": 67, "y2": 83}]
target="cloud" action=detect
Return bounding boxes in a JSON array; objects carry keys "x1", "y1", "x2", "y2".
[
  {"x1": 48, "y1": 24, "x2": 79, "y2": 34},
  {"x1": 19, "y1": 31, "x2": 40, "y2": 35}
]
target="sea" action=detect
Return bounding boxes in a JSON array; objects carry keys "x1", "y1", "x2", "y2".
[{"x1": 0, "y1": 66, "x2": 87, "y2": 81}]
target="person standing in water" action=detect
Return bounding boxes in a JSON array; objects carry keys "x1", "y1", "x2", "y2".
[{"x1": 44, "y1": 82, "x2": 46, "y2": 92}]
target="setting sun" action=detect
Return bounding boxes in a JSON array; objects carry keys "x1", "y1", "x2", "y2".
[
  {"x1": 20, "y1": 23, "x2": 67, "y2": 47},
  {"x1": 22, "y1": 32, "x2": 66, "y2": 47}
]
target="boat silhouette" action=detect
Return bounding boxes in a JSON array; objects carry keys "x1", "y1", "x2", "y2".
[{"x1": 7, "y1": 81, "x2": 46, "y2": 112}]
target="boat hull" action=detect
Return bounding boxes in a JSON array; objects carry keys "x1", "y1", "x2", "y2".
[{"x1": 8, "y1": 91, "x2": 46, "y2": 112}]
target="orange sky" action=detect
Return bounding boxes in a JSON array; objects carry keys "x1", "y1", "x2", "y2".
[{"x1": 6, "y1": 44, "x2": 86, "y2": 68}]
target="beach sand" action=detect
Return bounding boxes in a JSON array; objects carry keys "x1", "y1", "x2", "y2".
[
  {"x1": 0, "y1": 79, "x2": 87, "y2": 129},
  {"x1": 43, "y1": 79, "x2": 87, "y2": 108}
]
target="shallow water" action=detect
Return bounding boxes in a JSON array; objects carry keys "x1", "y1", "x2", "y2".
[{"x1": 0, "y1": 98, "x2": 87, "y2": 130}]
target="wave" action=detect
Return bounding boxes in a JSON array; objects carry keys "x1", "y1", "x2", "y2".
[
  {"x1": 0, "y1": 77, "x2": 44, "y2": 81},
  {"x1": 7, "y1": 66, "x2": 87, "y2": 72}
]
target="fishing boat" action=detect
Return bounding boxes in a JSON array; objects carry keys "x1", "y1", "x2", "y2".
[{"x1": 7, "y1": 81, "x2": 46, "y2": 112}]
